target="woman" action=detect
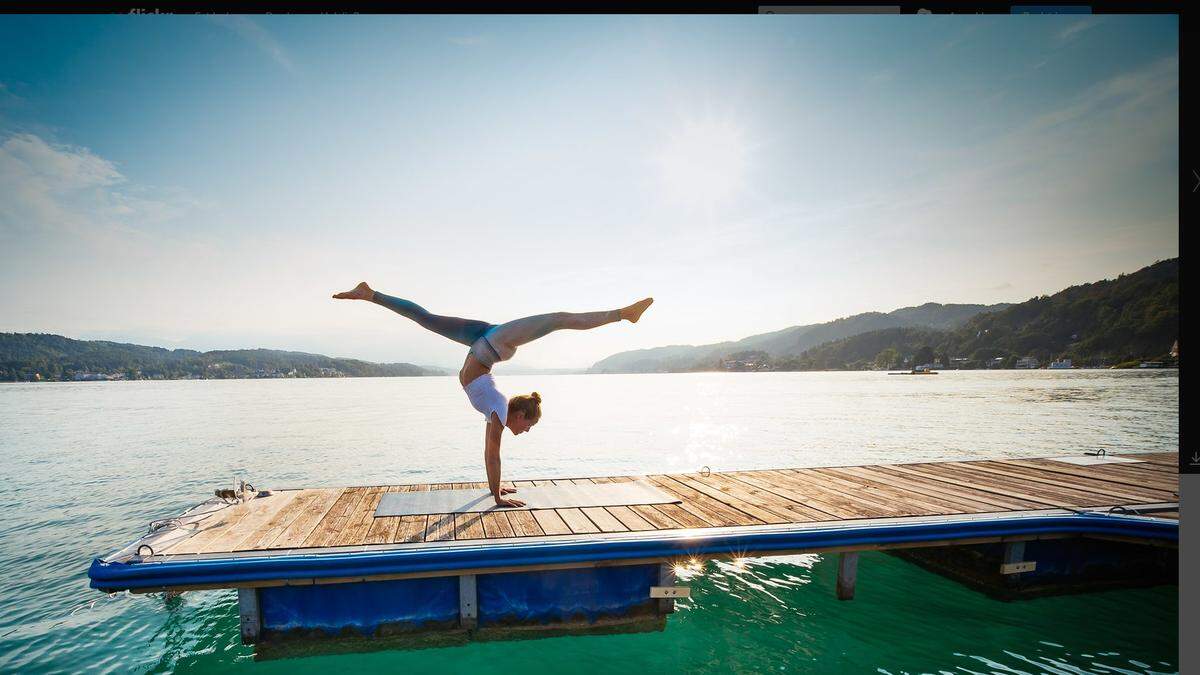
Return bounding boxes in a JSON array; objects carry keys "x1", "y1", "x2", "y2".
[{"x1": 332, "y1": 282, "x2": 653, "y2": 507}]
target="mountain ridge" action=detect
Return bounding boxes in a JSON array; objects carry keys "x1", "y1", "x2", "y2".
[{"x1": 590, "y1": 302, "x2": 1011, "y2": 373}]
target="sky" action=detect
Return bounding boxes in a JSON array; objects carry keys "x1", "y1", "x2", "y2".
[{"x1": 0, "y1": 15, "x2": 1179, "y2": 369}]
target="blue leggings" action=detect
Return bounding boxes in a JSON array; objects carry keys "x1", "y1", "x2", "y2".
[{"x1": 372, "y1": 291, "x2": 620, "y2": 366}]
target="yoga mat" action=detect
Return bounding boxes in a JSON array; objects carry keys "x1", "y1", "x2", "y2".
[{"x1": 374, "y1": 481, "x2": 680, "y2": 517}]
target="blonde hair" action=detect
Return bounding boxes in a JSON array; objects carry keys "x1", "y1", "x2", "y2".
[{"x1": 508, "y1": 392, "x2": 542, "y2": 422}]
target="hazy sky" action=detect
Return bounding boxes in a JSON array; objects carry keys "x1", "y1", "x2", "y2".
[{"x1": 0, "y1": 15, "x2": 1179, "y2": 369}]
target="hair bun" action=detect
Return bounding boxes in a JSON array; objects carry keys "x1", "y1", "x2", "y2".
[{"x1": 531, "y1": 391, "x2": 541, "y2": 402}]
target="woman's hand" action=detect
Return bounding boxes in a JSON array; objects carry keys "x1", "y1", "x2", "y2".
[
  {"x1": 499, "y1": 487, "x2": 518, "y2": 495},
  {"x1": 494, "y1": 496, "x2": 526, "y2": 508}
]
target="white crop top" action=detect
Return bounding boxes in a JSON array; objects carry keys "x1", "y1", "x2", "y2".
[{"x1": 463, "y1": 373, "x2": 508, "y2": 427}]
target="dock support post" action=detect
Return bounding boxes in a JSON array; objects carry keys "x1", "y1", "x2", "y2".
[
  {"x1": 658, "y1": 563, "x2": 677, "y2": 614},
  {"x1": 837, "y1": 552, "x2": 859, "y2": 601},
  {"x1": 1000, "y1": 541, "x2": 1035, "y2": 578},
  {"x1": 237, "y1": 587, "x2": 260, "y2": 645},
  {"x1": 459, "y1": 574, "x2": 477, "y2": 630}
]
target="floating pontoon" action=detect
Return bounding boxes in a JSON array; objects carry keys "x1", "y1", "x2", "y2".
[{"x1": 87, "y1": 453, "x2": 1178, "y2": 656}]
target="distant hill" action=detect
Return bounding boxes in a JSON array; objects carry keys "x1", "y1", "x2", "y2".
[
  {"x1": 789, "y1": 258, "x2": 1179, "y2": 370},
  {"x1": 0, "y1": 333, "x2": 445, "y2": 382},
  {"x1": 590, "y1": 302, "x2": 1009, "y2": 373}
]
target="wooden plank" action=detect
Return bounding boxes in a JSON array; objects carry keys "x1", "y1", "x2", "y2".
[
  {"x1": 264, "y1": 488, "x2": 345, "y2": 549},
  {"x1": 628, "y1": 504, "x2": 686, "y2": 530},
  {"x1": 757, "y1": 468, "x2": 898, "y2": 517},
  {"x1": 722, "y1": 471, "x2": 848, "y2": 520},
  {"x1": 824, "y1": 466, "x2": 1003, "y2": 513},
  {"x1": 738, "y1": 470, "x2": 891, "y2": 519},
  {"x1": 424, "y1": 481, "x2": 459, "y2": 542},
  {"x1": 168, "y1": 490, "x2": 301, "y2": 555},
  {"x1": 526, "y1": 481, "x2": 600, "y2": 538},
  {"x1": 227, "y1": 490, "x2": 330, "y2": 552},
  {"x1": 556, "y1": 508, "x2": 601, "y2": 534},
  {"x1": 425, "y1": 513, "x2": 457, "y2": 542},
  {"x1": 651, "y1": 475, "x2": 767, "y2": 526},
  {"x1": 394, "y1": 515, "x2": 428, "y2": 543},
  {"x1": 882, "y1": 464, "x2": 1064, "y2": 509},
  {"x1": 392, "y1": 483, "x2": 429, "y2": 544},
  {"x1": 302, "y1": 487, "x2": 369, "y2": 548},
  {"x1": 577, "y1": 477, "x2": 657, "y2": 531},
  {"x1": 1121, "y1": 452, "x2": 1178, "y2": 467},
  {"x1": 645, "y1": 475, "x2": 761, "y2": 527},
  {"x1": 480, "y1": 511, "x2": 517, "y2": 538},
  {"x1": 870, "y1": 465, "x2": 1047, "y2": 510},
  {"x1": 999, "y1": 459, "x2": 1178, "y2": 493},
  {"x1": 965, "y1": 461, "x2": 1175, "y2": 502},
  {"x1": 363, "y1": 486, "x2": 409, "y2": 545},
  {"x1": 643, "y1": 502, "x2": 708, "y2": 529},
  {"x1": 334, "y1": 486, "x2": 388, "y2": 547},
  {"x1": 605, "y1": 506, "x2": 658, "y2": 531},
  {"x1": 928, "y1": 462, "x2": 1126, "y2": 508},
  {"x1": 688, "y1": 472, "x2": 826, "y2": 522},
  {"x1": 530, "y1": 509, "x2": 572, "y2": 535},
  {"x1": 580, "y1": 507, "x2": 630, "y2": 532},
  {"x1": 545, "y1": 478, "x2": 624, "y2": 533},
  {"x1": 809, "y1": 468, "x2": 966, "y2": 515},
  {"x1": 778, "y1": 469, "x2": 928, "y2": 518},
  {"x1": 787, "y1": 468, "x2": 937, "y2": 517},
  {"x1": 515, "y1": 476, "x2": 564, "y2": 535},
  {"x1": 507, "y1": 509, "x2": 545, "y2": 536},
  {"x1": 454, "y1": 512, "x2": 488, "y2": 540},
  {"x1": 909, "y1": 462, "x2": 1088, "y2": 505},
  {"x1": 1061, "y1": 459, "x2": 1181, "y2": 480}
]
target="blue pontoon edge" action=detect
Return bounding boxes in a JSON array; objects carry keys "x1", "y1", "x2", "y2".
[{"x1": 89, "y1": 511, "x2": 1177, "y2": 592}]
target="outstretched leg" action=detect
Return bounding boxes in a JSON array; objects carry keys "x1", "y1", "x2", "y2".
[
  {"x1": 487, "y1": 298, "x2": 653, "y2": 355},
  {"x1": 333, "y1": 282, "x2": 493, "y2": 347}
]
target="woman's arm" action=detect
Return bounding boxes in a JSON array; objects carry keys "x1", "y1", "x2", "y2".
[{"x1": 485, "y1": 414, "x2": 525, "y2": 507}]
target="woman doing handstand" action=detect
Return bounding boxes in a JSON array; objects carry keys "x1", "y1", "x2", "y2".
[{"x1": 332, "y1": 282, "x2": 653, "y2": 507}]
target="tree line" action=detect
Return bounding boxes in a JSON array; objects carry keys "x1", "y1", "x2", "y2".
[{"x1": 0, "y1": 333, "x2": 438, "y2": 381}]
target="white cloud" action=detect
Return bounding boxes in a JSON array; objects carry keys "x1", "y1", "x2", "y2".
[
  {"x1": 1059, "y1": 17, "x2": 1103, "y2": 42},
  {"x1": 1027, "y1": 56, "x2": 1177, "y2": 135},
  {"x1": 206, "y1": 15, "x2": 295, "y2": 73},
  {"x1": 0, "y1": 132, "x2": 198, "y2": 244}
]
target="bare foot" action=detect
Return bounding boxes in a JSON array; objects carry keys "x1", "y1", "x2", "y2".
[
  {"x1": 332, "y1": 281, "x2": 373, "y2": 301},
  {"x1": 620, "y1": 297, "x2": 654, "y2": 323}
]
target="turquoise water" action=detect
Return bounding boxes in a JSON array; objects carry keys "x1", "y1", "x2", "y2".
[{"x1": 0, "y1": 371, "x2": 1178, "y2": 673}]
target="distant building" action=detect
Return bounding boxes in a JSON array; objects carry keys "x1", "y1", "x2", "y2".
[
  {"x1": 1049, "y1": 358, "x2": 1072, "y2": 369},
  {"x1": 1015, "y1": 356, "x2": 1039, "y2": 369}
]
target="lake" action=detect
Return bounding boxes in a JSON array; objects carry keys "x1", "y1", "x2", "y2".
[{"x1": 0, "y1": 370, "x2": 1179, "y2": 673}]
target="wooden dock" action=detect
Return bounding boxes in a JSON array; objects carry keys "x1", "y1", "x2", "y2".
[
  {"x1": 147, "y1": 452, "x2": 1178, "y2": 558},
  {"x1": 89, "y1": 452, "x2": 1178, "y2": 649}
]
